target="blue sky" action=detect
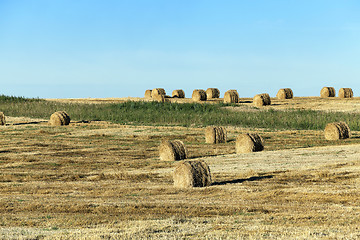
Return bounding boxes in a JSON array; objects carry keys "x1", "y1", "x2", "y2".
[{"x1": 1, "y1": 0, "x2": 359, "y2": 98}]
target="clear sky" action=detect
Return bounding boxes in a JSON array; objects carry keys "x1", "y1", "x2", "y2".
[{"x1": 1, "y1": 0, "x2": 359, "y2": 98}]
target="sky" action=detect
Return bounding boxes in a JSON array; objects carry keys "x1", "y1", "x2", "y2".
[{"x1": 0, "y1": 0, "x2": 360, "y2": 98}]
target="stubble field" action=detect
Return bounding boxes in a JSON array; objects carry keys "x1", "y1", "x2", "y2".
[{"x1": 0, "y1": 96, "x2": 360, "y2": 239}]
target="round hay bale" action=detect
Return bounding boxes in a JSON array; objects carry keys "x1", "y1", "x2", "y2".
[
  {"x1": 0, "y1": 112, "x2": 5, "y2": 126},
  {"x1": 206, "y1": 88, "x2": 220, "y2": 99},
  {"x1": 338, "y1": 88, "x2": 353, "y2": 98},
  {"x1": 320, "y1": 87, "x2": 335, "y2": 98},
  {"x1": 205, "y1": 126, "x2": 227, "y2": 144},
  {"x1": 253, "y1": 93, "x2": 271, "y2": 107},
  {"x1": 236, "y1": 133, "x2": 264, "y2": 153},
  {"x1": 224, "y1": 90, "x2": 239, "y2": 103},
  {"x1": 173, "y1": 160, "x2": 212, "y2": 188},
  {"x1": 192, "y1": 89, "x2": 207, "y2": 102},
  {"x1": 152, "y1": 88, "x2": 166, "y2": 98},
  {"x1": 152, "y1": 94, "x2": 167, "y2": 102},
  {"x1": 144, "y1": 89, "x2": 152, "y2": 99},
  {"x1": 324, "y1": 122, "x2": 350, "y2": 140},
  {"x1": 49, "y1": 111, "x2": 70, "y2": 126},
  {"x1": 159, "y1": 140, "x2": 187, "y2": 161},
  {"x1": 276, "y1": 88, "x2": 293, "y2": 99},
  {"x1": 172, "y1": 89, "x2": 185, "y2": 98}
]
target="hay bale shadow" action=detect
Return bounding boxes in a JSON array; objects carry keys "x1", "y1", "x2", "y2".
[{"x1": 212, "y1": 175, "x2": 273, "y2": 186}]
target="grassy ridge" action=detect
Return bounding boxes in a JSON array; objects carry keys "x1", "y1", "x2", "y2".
[{"x1": 1, "y1": 95, "x2": 360, "y2": 130}]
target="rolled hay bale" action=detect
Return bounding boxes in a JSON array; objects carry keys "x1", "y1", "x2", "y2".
[
  {"x1": 172, "y1": 89, "x2": 185, "y2": 98},
  {"x1": 206, "y1": 88, "x2": 220, "y2": 99},
  {"x1": 0, "y1": 112, "x2": 5, "y2": 126},
  {"x1": 205, "y1": 126, "x2": 227, "y2": 144},
  {"x1": 144, "y1": 89, "x2": 152, "y2": 99},
  {"x1": 224, "y1": 90, "x2": 239, "y2": 103},
  {"x1": 324, "y1": 122, "x2": 350, "y2": 140},
  {"x1": 253, "y1": 93, "x2": 271, "y2": 107},
  {"x1": 173, "y1": 160, "x2": 212, "y2": 188},
  {"x1": 320, "y1": 87, "x2": 335, "y2": 98},
  {"x1": 49, "y1": 111, "x2": 71, "y2": 126},
  {"x1": 236, "y1": 133, "x2": 264, "y2": 153},
  {"x1": 159, "y1": 140, "x2": 187, "y2": 161},
  {"x1": 338, "y1": 88, "x2": 353, "y2": 98},
  {"x1": 276, "y1": 88, "x2": 293, "y2": 99},
  {"x1": 192, "y1": 89, "x2": 207, "y2": 102},
  {"x1": 151, "y1": 93, "x2": 167, "y2": 102},
  {"x1": 152, "y1": 88, "x2": 166, "y2": 98}
]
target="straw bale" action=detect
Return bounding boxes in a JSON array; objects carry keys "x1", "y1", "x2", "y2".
[
  {"x1": 159, "y1": 140, "x2": 187, "y2": 161},
  {"x1": 236, "y1": 133, "x2": 264, "y2": 153},
  {"x1": 144, "y1": 89, "x2": 152, "y2": 99},
  {"x1": 192, "y1": 89, "x2": 207, "y2": 102},
  {"x1": 224, "y1": 90, "x2": 239, "y2": 103},
  {"x1": 253, "y1": 93, "x2": 271, "y2": 107},
  {"x1": 172, "y1": 89, "x2": 185, "y2": 98},
  {"x1": 206, "y1": 88, "x2": 220, "y2": 99},
  {"x1": 152, "y1": 94, "x2": 166, "y2": 102},
  {"x1": 338, "y1": 88, "x2": 353, "y2": 98},
  {"x1": 320, "y1": 87, "x2": 335, "y2": 98},
  {"x1": 205, "y1": 126, "x2": 227, "y2": 144},
  {"x1": 152, "y1": 88, "x2": 166, "y2": 98},
  {"x1": 276, "y1": 88, "x2": 293, "y2": 99},
  {"x1": 324, "y1": 122, "x2": 351, "y2": 140},
  {"x1": 0, "y1": 112, "x2": 5, "y2": 126},
  {"x1": 49, "y1": 111, "x2": 70, "y2": 126},
  {"x1": 173, "y1": 160, "x2": 212, "y2": 188}
]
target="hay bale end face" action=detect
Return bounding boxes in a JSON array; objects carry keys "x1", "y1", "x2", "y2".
[
  {"x1": 224, "y1": 90, "x2": 239, "y2": 103},
  {"x1": 152, "y1": 88, "x2": 166, "y2": 98},
  {"x1": 206, "y1": 88, "x2": 220, "y2": 99},
  {"x1": 173, "y1": 160, "x2": 212, "y2": 188},
  {"x1": 205, "y1": 126, "x2": 227, "y2": 144},
  {"x1": 320, "y1": 87, "x2": 335, "y2": 98},
  {"x1": 144, "y1": 89, "x2": 152, "y2": 99},
  {"x1": 236, "y1": 133, "x2": 264, "y2": 153},
  {"x1": 172, "y1": 89, "x2": 185, "y2": 98},
  {"x1": 276, "y1": 88, "x2": 293, "y2": 99},
  {"x1": 338, "y1": 88, "x2": 353, "y2": 98},
  {"x1": 159, "y1": 140, "x2": 187, "y2": 161},
  {"x1": 253, "y1": 93, "x2": 271, "y2": 107},
  {"x1": 49, "y1": 111, "x2": 70, "y2": 126},
  {"x1": 0, "y1": 112, "x2": 5, "y2": 126},
  {"x1": 324, "y1": 122, "x2": 350, "y2": 140},
  {"x1": 192, "y1": 89, "x2": 207, "y2": 102}
]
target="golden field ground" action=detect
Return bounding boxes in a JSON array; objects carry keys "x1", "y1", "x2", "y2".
[{"x1": 1, "y1": 97, "x2": 360, "y2": 239}]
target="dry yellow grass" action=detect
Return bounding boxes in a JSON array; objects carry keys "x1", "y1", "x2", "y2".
[{"x1": 2, "y1": 97, "x2": 360, "y2": 238}]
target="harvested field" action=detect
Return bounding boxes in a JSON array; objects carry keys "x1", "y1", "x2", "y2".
[
  {"x1": 1, "y1": 96, "x2": 360, "y2": 238},
  {"x1": 47, "y1": 96, "x2": 360, "y2": 113}
]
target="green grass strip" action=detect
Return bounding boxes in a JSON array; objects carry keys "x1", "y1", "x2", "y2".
[{"x1": 1, "y1": 95, "x2": 360, "y2": 130}]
